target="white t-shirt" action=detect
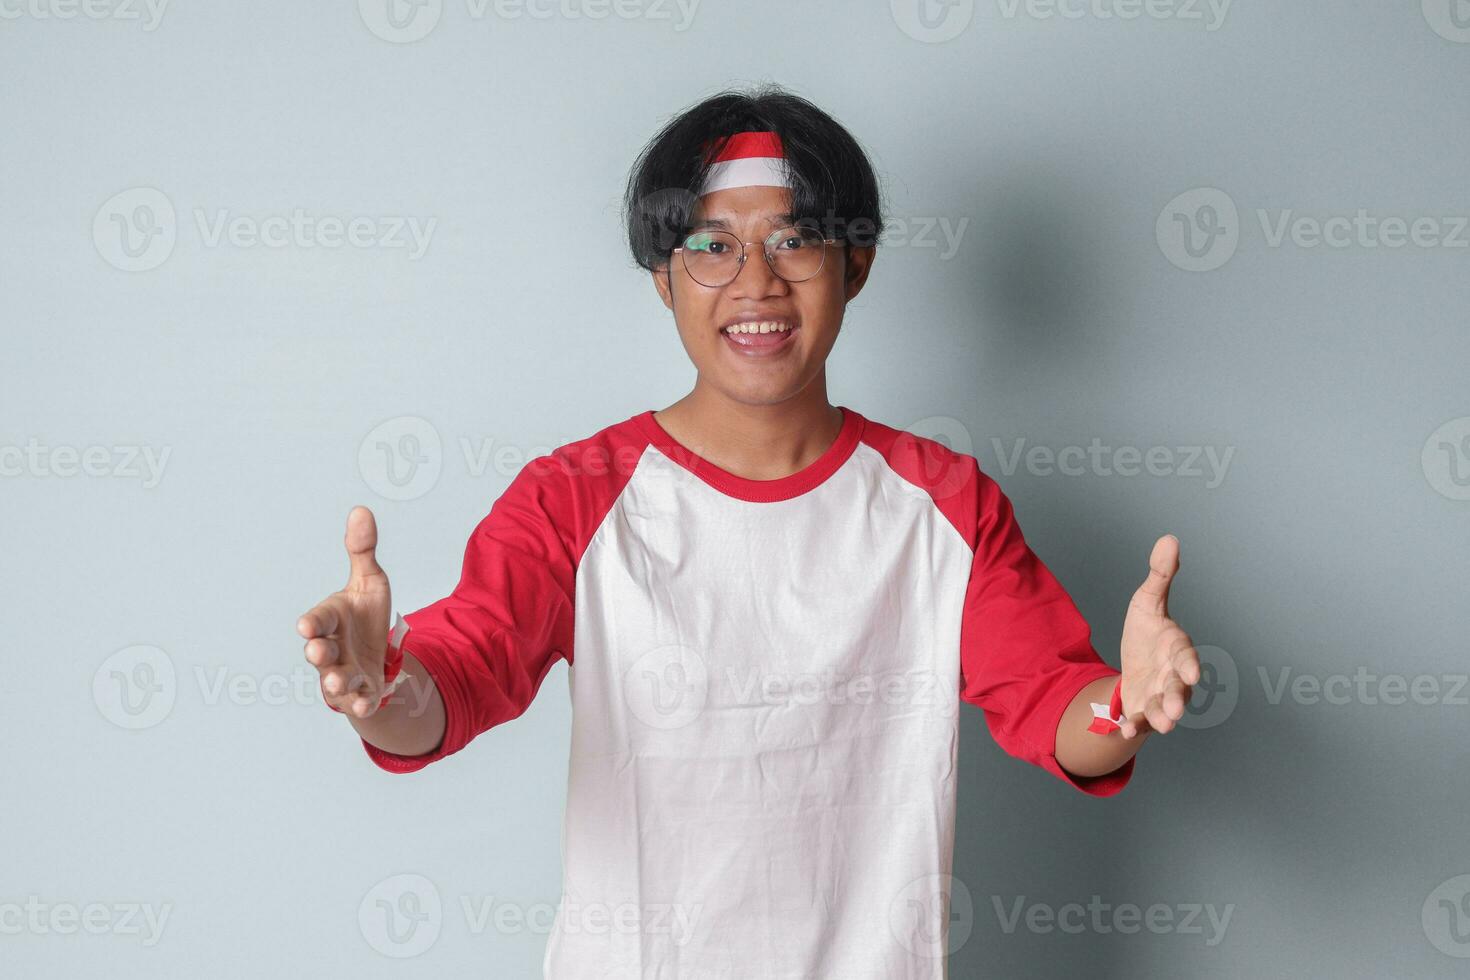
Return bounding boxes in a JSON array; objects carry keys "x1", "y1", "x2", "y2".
[{"x1": 360, "y1": 405, "x2": 1132, "y2": 978}]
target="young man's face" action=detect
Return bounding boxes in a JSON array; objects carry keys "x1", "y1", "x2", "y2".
[{"x1": 652, "y1": 184, "x2": 875, "y2": 408}]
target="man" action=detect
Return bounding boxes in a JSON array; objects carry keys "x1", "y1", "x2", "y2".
[{"x1": 297, "y1": 85, "x2": 1201, "y2": 977}]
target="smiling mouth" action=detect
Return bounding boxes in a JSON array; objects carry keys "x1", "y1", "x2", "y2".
[{"x1": 720, "y1": 320, "x2": 798, "y2": 354}]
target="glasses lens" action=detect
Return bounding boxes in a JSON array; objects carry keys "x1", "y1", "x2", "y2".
[
  {"x1": 681, "y1": 230, "x2": 741, "y2": 286},
  {"x1": 766, "y1": 226, "x2": 827, "y2": 282}
]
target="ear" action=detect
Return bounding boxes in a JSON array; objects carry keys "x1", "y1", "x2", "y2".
[
  {"x1": 650, "y1": 263, "x2": 675, "y2": 312},
  {"x1": 842, "y1": 245, "x2": 877, "y2": 301}
]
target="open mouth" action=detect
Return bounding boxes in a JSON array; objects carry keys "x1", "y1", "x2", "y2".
[{"x1": 720, "y1": 320, "x2": 798, "y2": 354}]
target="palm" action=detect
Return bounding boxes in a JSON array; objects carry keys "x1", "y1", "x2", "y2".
[
  {"x1": 335, "y1": 558, "x2": 391, "y2": 682},
  {"x1": 1117, "y1": 534, "x2": 1201, "y2": 738},
  {"x1": 298, "y1": 506, "x2": 393, "y2": 716}
]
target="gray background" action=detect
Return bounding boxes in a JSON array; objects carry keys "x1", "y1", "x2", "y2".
[{"x1": 3, "y1": 1, "x2": 1468, "y2": 976}]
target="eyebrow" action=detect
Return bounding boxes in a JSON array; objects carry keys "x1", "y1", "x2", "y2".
[{"x1": 689, "y1": 211, "x2": 797, "y2": 231}]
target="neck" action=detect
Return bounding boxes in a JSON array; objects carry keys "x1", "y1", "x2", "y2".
[{"x1": 653, "y1": 379, "x2": 844, "y2": 482}]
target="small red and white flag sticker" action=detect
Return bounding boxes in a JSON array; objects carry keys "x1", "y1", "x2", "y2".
[
  {"x1": 320, "y1": 613, "x2": 412, "y2": 714},
  {"x1": 1086, "y1": 678, "x2": 1125, "y2": 734},
  {"x1": 381, "y1": 613, "x2": 412, "y2": 696}
]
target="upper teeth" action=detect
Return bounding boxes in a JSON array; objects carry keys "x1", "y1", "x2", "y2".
[{"x1": 725, "y1": 321, "x2": 791, "y2": 334}]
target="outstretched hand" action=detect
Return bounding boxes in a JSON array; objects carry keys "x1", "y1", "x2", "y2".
[
  {"x1": 1118, "y1": 534, "x2": 1201, "y2": 738},
  {"x1": 297, "y1": 506, "x2": 393, "y2": 718}
]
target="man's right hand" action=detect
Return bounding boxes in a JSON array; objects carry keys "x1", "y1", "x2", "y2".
[{"x1": 298, "y1": 505, "x2": 394, "y2": 718}]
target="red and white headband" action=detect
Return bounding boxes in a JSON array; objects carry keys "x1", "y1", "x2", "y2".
[{"x1": 696, "y1": 131, "x2": 793, "y2": 196}]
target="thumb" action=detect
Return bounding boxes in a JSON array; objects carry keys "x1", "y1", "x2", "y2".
[
  {"x1": 1132, "y1": 533, "x2": 1180, "y2": 618},
  {"x1": 344, "y1": 505, "x2": 385, "y2": 587}
]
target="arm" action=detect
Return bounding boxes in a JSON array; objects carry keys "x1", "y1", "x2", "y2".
[
  {"x1": 958, "y1": 465, "x2": 1136, "y2": 796},
  {"x1": 300, "y1": 453, "x2": 579, "y2": 774},
  {"x1": 360, "y1": 455, "x2": 579, "y2": 773},
  {"x1": 1055, "y1": 675, "x2": 1148, "y2": 779}
]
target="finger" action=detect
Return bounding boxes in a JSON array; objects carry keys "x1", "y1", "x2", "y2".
[
  {"x1": 1143, "y1": 692, "x2": 1175, "y2": 735},
  {"x1": 1131, "y1": 534, "x2": 1180, "y2": 618},
  {"x1": 304, "y1": 636, "x2": 340, "y2": 669},
  {"x1": 1161, "y1": 671, "x2": 1191, "y2": 720},
  {"x1": 321, "y1": 663, "x2": 369, "y2": 700},
  {"x1": 321, "y1": 664, "x2": 349, "y2": 698},
  {"x1": 345, "y1": 505, "x2": 385, "y2": 589},
  {"x1": 348, "y1": 693, "x2": 381, "y2": 719},
  {"x1": 326, "y1": 689, "x2": 376, "y2": 718},
  {"x1": 297, "y1": 600, "x2": 342, "y2": 639},
  {"x1": 323, "y1": 676, "x2": 380, "y2": 720},
  {"x1": 1120, "y1": 711, "x2": 1150, "y2": 740},
  {"x1": 1169, "y1": 641, "x2": 1202, "y2": 686}
]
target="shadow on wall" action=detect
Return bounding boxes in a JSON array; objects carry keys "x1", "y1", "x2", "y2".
[
  {"x1": 945, "y1": 167, "x2": 1133, "y2": 978},
  {"x1": 961, "y1": 169, "x2": 1133, "y2": 370},
  {"x1": 950, "y1": 639, "x2": 1326, "y2": 978}
]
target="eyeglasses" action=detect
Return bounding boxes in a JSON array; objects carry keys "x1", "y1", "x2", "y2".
[{"x1": 672, "y1": 226, "x2": 839, "y2": 288}]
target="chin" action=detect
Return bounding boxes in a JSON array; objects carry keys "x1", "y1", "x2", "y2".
[{"x1": 714, "y1": 382, "x2": 809, "y2": 408}]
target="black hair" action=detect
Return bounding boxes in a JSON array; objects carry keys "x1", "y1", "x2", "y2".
[{"x1": 622, "y1": 83, "x2": 885, "y2": 274}]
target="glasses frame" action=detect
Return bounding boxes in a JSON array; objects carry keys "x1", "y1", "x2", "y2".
[{"x1": 672, "y1": 226, "x2": 841, "y2": 288}]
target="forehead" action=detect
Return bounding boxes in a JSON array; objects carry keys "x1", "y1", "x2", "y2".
[{"x1": 689, "y1": 184, "x2": 796, "y2": 230}]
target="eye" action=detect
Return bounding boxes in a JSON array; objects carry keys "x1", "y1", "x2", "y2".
[
  {"x1": 685, "y1": 233, "x2": 728, "y2": 254},
  {"x1": 770, "y1": 228, "x2": 817, "y2": 251}
]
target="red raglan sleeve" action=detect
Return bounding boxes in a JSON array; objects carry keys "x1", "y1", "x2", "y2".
[
  {"x1": 362, "y1": 454, "x2": 577, "y2": 774},
  {"x1": 958, "y1": 464, "x2": 1134, "y2": 796}
]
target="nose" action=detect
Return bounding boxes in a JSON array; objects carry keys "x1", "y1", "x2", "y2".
[{"x1": 726, "y1": 242, "x2": 789, "y2": 299}]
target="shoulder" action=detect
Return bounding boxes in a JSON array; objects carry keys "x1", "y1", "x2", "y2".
[
  {"x1": 852, "y1": 409, "x2": 1009, "y2": 550},
  {"x1": 490, "y1": 412, "x2": 654, "y2": 557},
  {"x1": 519, "y1": 411, "x2": 653, "y2": 488}
]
